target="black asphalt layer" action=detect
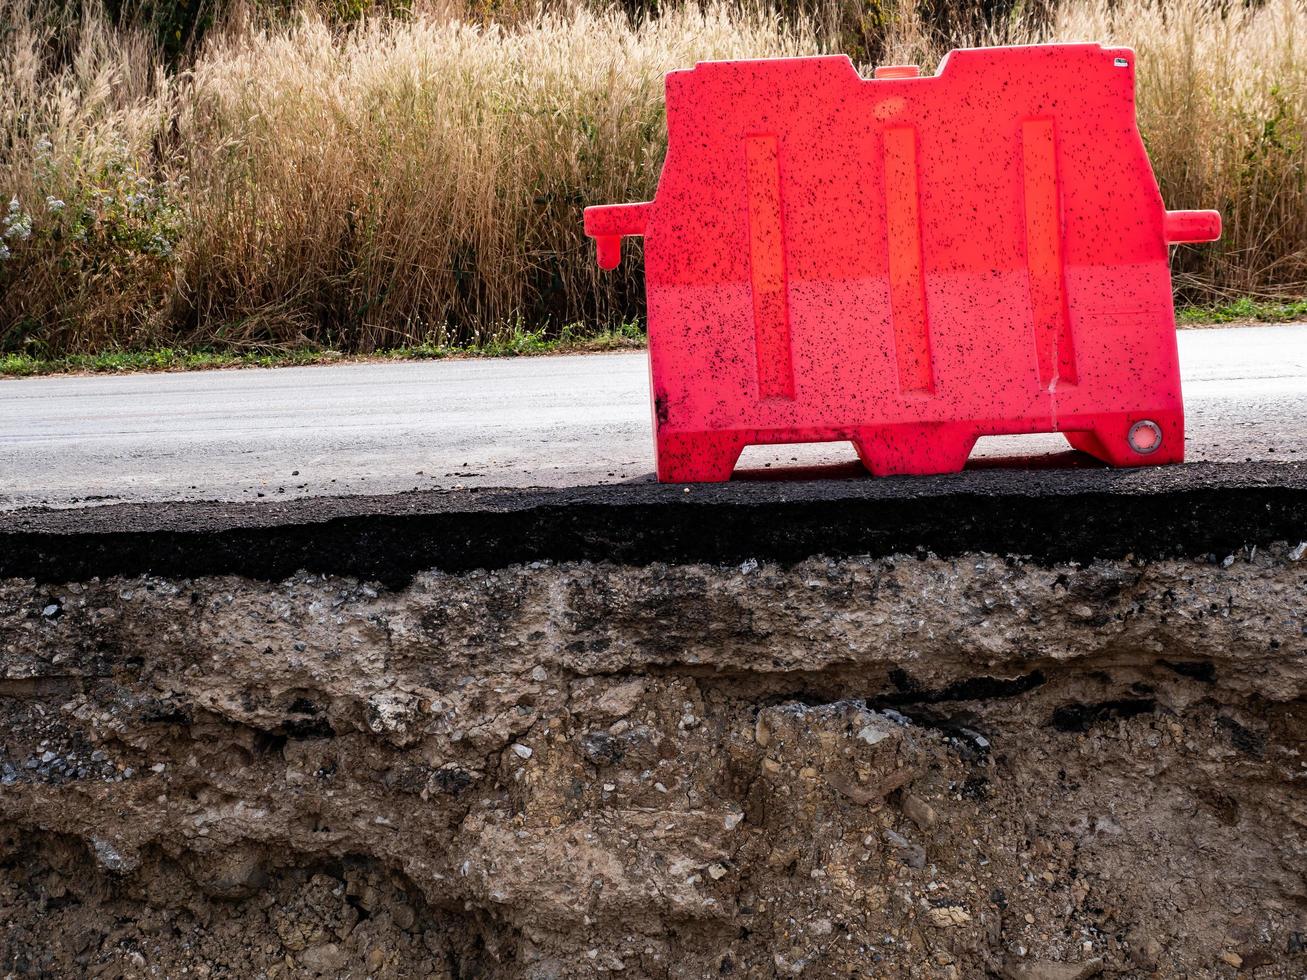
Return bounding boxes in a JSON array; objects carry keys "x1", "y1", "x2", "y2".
[{"x1": 3, "y1": 461, "x2": 1304, "y2": 585}]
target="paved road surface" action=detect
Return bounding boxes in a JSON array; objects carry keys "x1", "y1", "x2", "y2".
[{"x1": 2, "y1": 323, "x2": 1305, "y2": 510}]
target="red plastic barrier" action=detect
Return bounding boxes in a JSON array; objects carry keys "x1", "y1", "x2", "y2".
[{"x1": 584, "y1": 45, "x2": 1220, "y2": 482}]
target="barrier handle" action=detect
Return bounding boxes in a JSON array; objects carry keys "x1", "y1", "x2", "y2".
[
  {"x1": 584, "y1": 202, "x2": 652, "y2": 270},
  {"x1": 1164, "y1": 210, "x2": 1221, "y2": 244}
]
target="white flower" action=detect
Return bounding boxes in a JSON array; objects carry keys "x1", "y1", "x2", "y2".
[
  {"x1": 0, "y1": 240, "x2": 9, "y2": 261},
  {"x1": 3, "y1": 198, "x2": 31, "y2": 241},
  {"x1": 45, "y1": 196, "x2": 65, "y2": 213}
]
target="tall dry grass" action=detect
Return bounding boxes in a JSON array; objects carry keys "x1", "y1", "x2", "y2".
[
  {"x1": 0, "y1": 0, "x2": 179, "y2": 352},
  {"x1": 0, "y1": 0, "x2": 1304, "y2": 355},
  {"x1": 176, "y1": 4, "x2": 816, "y2": 349}
]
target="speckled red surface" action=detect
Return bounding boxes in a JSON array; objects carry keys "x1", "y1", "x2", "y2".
[{"x1": 586, "y1": 45, "x2": 1220, "y2": 482}]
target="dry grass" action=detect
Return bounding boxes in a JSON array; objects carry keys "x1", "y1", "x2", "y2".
[
  {"x1": 0, "y1": 0, "x2": 180, "y2": 352},
  {"x1": 0, "y1": 0, "x2": 1303, "y2": 355},
  {"x1": 176, "y1": 4, "x2": 814, "y2": 349}
]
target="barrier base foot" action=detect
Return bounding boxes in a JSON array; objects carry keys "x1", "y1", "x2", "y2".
[
  {"x1": 854, "y1": 424, "x2": 977, "y2": 477},
  {"x1": 1064, "y1": 411, "x2": 1184, "y2": 466},
  {"x1": 656, "y1": 432, "x2": 746, "y2": 482}
]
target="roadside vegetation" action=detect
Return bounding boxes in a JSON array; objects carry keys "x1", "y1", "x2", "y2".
[
  {"x1": 0, "y1": 321, "x2": 645, "y2": 376},
  {"x1": 1, "y1": 0, "x2": 1304, "y2": 362},
  {"x1": 1174, "y1": 296, "x2": 1307, "y2": 326}
]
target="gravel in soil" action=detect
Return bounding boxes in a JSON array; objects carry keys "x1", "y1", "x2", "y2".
[{"x1": 1, "y1": 545, "x2": 1305, "y2": 977}]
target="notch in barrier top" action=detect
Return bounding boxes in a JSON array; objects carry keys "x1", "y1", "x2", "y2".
[
  {"x1": 584, "y1": 44, "x2": 1221, "y2": 483},
  {"x1": 873, "y1": 65, "x2": 921, "y2": 79}
]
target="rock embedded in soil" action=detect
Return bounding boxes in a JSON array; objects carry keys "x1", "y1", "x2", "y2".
[{"x1": 0, "y1": 546, "x2": 1304, "y2": 977}]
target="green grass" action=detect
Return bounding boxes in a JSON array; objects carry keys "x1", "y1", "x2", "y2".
[
  {"x1": 0, "y1": 322, "x2": 646, "y2": 377},
  {"x1": 0, "y1": 347, "x2": 335, "y2": 377},
  {"x1": 389, "y1": 321, "x2": 646, "y2": 360},
  {"x1": 1176, "y1": 297, "x2": 1307, "y2": 325}
]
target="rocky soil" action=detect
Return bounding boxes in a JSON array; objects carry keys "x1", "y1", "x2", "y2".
[{"x1": 1, "y1": 544, "x2": 1305, "y2": 978}]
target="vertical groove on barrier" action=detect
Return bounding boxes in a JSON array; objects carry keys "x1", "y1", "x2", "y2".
[
  {"x1": 745, "y1": 134, "x2": 796, "y2": 400},
  {"x1": 883, "y1": 127, "x2": 934, "y2": 394},
  {"x1": 1022, "y1": 119, "x2": 1078, "y2": 386}
]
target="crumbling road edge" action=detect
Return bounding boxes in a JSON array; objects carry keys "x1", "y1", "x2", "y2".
[{"x1": 2, "y1": 461, "x2": 1304, "y2": 586}]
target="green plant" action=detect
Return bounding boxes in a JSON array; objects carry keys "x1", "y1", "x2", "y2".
[{"x1": 1176, "y1": 296, "x2": 1307, "y2": 325}]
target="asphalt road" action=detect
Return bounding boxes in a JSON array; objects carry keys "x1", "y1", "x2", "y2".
[{"x1": 2, "y1": 323, "x2": 1305, "y2": 511}]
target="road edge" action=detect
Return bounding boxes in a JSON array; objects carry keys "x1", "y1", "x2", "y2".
[{"x1": 2, "y1": 462, "x2": 1305, "y2": 586}]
